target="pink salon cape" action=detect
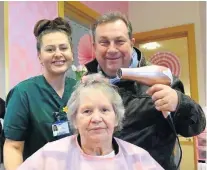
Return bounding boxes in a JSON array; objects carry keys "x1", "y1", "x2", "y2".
[{"x1": 17, "y1": 135, "x2": 164, "y2": 170}]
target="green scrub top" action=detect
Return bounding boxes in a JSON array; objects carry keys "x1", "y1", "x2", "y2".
[{"x1": 4, "y1": 75, "x2": 77, "y2": 160}]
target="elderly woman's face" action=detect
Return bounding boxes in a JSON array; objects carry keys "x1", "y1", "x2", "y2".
[{"x1": 75, "y1": 88, "x2": 118, "y2": 142}]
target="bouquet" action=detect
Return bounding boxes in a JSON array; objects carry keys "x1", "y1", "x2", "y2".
[{"x1": 71, "y1": 65, "x2": 88, "y2": 81}]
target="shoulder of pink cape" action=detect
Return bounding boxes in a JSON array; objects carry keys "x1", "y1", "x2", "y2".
[{"x1": 115, "y1": 137, "x2": 148, "y2": 155}]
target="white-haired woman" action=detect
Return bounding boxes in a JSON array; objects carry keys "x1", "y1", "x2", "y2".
[{"x1": 17, "y1": 74, "x2": 164, "y2": 170}]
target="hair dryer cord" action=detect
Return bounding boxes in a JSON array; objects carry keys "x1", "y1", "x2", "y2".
[{"x1": 166, "y1": 114, "x2": 182, "y2": 170}]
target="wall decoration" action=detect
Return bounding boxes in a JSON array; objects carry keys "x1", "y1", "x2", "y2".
[{"x1": 150, "y1": 51, "x2": 181, "y2": 77}]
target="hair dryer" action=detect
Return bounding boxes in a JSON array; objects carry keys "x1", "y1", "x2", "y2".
[
  {"x1": 116, "y1": 65, "x2": 173, "y2": 86},
  {"x1": 117, "y1": 65, "x2": 173, "y2": 118}
]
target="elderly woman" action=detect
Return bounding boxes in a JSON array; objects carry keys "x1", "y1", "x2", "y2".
[{"x1": 17, "y1": 74, "x2": 164, "y2": 170}]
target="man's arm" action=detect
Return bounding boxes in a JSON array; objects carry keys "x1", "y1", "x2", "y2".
[
  {"x1": 147, "y1": 76, "x2": 206, "y2": 137},
  {"x1": 4, "y1": 139, "x2": 24, "y2": 170},
  {"x1": 171, "y1": 77, "x2": 206, "y2": 137}
]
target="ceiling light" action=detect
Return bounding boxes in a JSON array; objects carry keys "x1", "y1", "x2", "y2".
[{"x1": 141, "y1": 42, "x2": 161, "y2": 50}]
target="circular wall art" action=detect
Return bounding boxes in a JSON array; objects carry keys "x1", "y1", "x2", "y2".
[{"x1": 149, "y1": 51, "x2": 181, "y2": 77}]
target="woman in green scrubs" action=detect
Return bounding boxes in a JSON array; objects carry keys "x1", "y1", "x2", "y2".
[{"x1": 3, "y1": 17, "x2": 77, "y2": 170}]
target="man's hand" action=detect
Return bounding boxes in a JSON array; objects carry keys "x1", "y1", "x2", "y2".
[{"x1": 146, "y1": 84, "x2": 178, "y2": 114}]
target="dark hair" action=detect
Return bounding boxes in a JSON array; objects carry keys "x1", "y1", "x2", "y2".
[
  {"x1": 0, "y1": 98, "x2": 5, "y2": 119},
  {"x1": 33, "y1": 17, "x2": 72, "y2": 52},
  {"x1": 92, "y1": 11, "x2": 133, "y2": 42}
]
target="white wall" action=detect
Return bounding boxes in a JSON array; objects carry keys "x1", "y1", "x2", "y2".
[
  {"x1": 0, "y1": 2, "x2": 5, "y2": 100},
  {"x1": 129, "y1": 1, "x2": 206, "y2": 106},
  {"x1": 198, "y1": 2, "x2": 206, "y2": 107}
]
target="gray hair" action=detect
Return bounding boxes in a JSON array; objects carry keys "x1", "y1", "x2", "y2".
[
  {"x1": 67, "y1": 74, "x2": 125, "y2": 133},
  {"x1": 91, "y1": 11, "x2": 133, "y2": 42}
]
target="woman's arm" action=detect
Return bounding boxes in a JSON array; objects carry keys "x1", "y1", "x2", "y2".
[
  {"x1": 3, "y1": 86, "x2": 30, "y2": 169},
  {"x1": 4, "y1": 139, "x2": 24, "y2": 170},
  {"x1": 16, "y1": 147, "x2": 44, "y2": 170}
]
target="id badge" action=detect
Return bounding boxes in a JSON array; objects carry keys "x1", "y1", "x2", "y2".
[{"x1": 52, "y1": 121, "x2": 70, "y2": 137}]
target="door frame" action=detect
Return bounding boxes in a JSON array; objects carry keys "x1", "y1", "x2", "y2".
[
  {"x1": 133, "y1": 24, "x2": 198, "y2": 102},
  {"x1": 61, "y1": 1, "x2": 100, "y2": 28},
  {"x1": 133, "y1": 24, "x2": 198, "y2": 170}
]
